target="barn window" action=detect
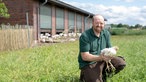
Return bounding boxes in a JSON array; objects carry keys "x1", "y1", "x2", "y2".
[
  {"x1": 40, "y1": 5, "x2": 52, "y2": 29},
  {"x1": 56, "y1": 7, "x2": 64, "y2": 30},
  {"x1": 76, "y1": 13, "x2": 82, "y2": 32},
  {"x1": 68, "y1": 11, "x2": 75, "y2": 32}
]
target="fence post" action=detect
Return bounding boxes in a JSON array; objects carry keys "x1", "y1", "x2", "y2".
[{"x1": 26, "y1": 12, "x2": 30, "y2": 47}]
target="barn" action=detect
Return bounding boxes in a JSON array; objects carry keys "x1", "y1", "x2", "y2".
[{"x1": 0, "y1": 0, "x2": 94, "y2": 42}]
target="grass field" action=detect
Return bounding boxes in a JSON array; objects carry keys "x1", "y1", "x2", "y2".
[{"x1": 0, "y1": 35, "x2": 146, "y2": 82}]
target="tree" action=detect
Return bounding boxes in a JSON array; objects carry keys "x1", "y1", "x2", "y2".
[
  {"x1": 0, "y1": 0, "x2": 10, "y2": 18},
  {"x1": 122, "y1": 24, "x2": 129, "y2": 28},
  {"x1": 134, "y1": 24, "x2": 142, "y2": 28},
  {"x1": 110, "y1": 24, "x2": 117, "y2": 28},
  {"x1": 117, "y1": 23, "x2": 123, "y2": 28}
]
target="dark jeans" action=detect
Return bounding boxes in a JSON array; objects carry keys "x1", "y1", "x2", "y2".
[{"x1": 79, "y1": 56, "x2": 126, "y2": 82}]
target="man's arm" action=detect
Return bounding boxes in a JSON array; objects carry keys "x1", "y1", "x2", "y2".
[{"x1": 81, "y1": 52, "x2": 111, "y2": 62}]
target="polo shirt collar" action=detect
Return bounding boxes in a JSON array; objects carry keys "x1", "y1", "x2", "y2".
[{"x1": 90, "y1": 27, "x2": 105, "y2": 38}]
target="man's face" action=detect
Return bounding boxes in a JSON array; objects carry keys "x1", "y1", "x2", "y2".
[{"x1": 92, "y1": 16, "x2": 105, "y2": 33}]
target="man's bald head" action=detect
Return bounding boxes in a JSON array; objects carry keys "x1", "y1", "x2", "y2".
[{"x1": 92, "y1": 14, "x2": 105, "y2": 22}]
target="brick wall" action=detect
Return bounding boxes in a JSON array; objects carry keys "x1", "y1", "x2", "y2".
[{"x1": 0, "y1": 0, "x2": 37, "y2": 25}]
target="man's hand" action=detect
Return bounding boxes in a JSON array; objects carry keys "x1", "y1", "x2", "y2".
[{"x1": 100, "y1": 55, "x2": 113, "y2": 62}]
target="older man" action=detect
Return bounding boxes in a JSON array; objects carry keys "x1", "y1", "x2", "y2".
[{"x1": 78, "y1": 14, "x2": 126, "y2": 82}]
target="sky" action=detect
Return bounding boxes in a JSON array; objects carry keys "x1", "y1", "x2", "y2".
[{"x1": 61, "y1": 0, "x2": 146, "y2": 26}]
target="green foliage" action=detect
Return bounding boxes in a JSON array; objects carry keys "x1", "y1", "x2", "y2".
[
  {"x1": 0, "y1": 1, "x2": 10, "y2": 18},
  {"x1": 117, "y1": 23, "x2": 123, "y2": 28},
  {"x1": 134, "y1": 24, "x2": 143, "y2": 28},
  {"x1": 109, "y1": 28, "x2": 127, "y2": 35},
  {"x1": 110, "y1": 23, "x2": 144, "y2": 29},
  {"x1": 109, "y1": 28, "x2": 146, "y2": 35},
  {"x1": 124, "y1": 29, "x2": 146, "y2": 35},
  {"x1": 0, "y1": 35, "x2": 146, "y2": 82}
]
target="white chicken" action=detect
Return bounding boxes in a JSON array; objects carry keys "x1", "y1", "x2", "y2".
[
  {"x1": 101, "y1": 46, "x2": 119, "y2": 56},
  {"x1": 100, "y1": 46, "x2": 119, "y2": 73}
]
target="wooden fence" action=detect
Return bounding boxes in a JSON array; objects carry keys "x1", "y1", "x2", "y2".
[{"x1": 0, "y1": 25, "x2": 34, "y2": 51}]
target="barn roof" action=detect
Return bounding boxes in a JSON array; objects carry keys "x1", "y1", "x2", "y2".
[
  {"x1": 40, "y1": 0, "x2": 94, "y2": 16},
  {"x1": 38, "y1": 0, "x2": 107, "y2": 21}
]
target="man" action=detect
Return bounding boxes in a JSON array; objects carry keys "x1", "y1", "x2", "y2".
[{"x1": 78, "y1": 14, "x2": 125, "y2": 82}]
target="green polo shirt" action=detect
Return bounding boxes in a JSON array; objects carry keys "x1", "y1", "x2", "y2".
[{"x1": 78, "y1": 27, "x2": 112, "y2": 69}]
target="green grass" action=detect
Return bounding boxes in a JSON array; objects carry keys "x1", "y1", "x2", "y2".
[
  {"x1": 0, "y1": 35, "x2": 146, "y2": 82},
  {"x1": 108, "y1": 35, "x2": 146, "y2": 82},
  {"x1": 0, "y1": 42, "x2": 80, "y2": 82}
]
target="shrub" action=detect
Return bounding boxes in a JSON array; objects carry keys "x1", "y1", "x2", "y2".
[
  {"x1": 109, "y1": 28, "x2": 127, "y2": 35},
  {"x1": 124, "y1": 29, "x2": 146, "y2": 35},
  {"x1": 109, "y1": 28, "x2": 146, "y2": 35}
]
